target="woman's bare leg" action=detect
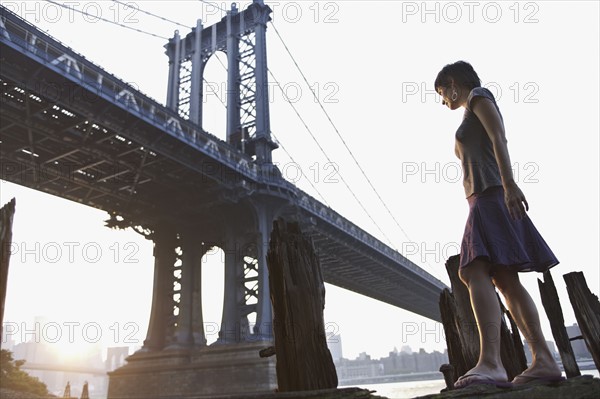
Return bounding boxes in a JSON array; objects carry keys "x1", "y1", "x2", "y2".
[
  {"x1": 492, "y1": 269, "x2": 562, "y2": 382},
  {"x1": 457, "y1": 258, "x2": 508, "y2": 383}
]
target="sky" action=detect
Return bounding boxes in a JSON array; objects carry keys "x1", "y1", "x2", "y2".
[{"x1": 0, "y1": 0, "x2": 599, "y2": 363}]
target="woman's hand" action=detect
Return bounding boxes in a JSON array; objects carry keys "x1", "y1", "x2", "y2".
[{"x1": 504, "y1": 181, "x2": 529, "y2": 220}]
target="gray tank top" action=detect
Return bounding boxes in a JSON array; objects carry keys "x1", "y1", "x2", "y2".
[{"x1": 455, "y1": 87, "x2": 503, "y2": 198}]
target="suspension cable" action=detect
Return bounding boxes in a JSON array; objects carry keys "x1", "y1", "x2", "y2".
[
  {"x1": 111, "y1": 0, "x2": 192, "y2": 29},
  {"x1": 43, "y1": 0, "x2": 170, "y2": 40},
  {"x1": 268, "y1": 67, "x2": 396, "y2": 248},
  {"x1": 269, "y1": 21, "x2": 414, "y2": 244}
]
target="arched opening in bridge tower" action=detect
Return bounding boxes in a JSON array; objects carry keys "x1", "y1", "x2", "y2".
[
  {"x1": 243, "y1": 255, "x2": 258, "y2": 331},
  {"x1": 173, "y1": 245, "x2": 183, "y2": 320},
  {"x1": 201, "y1": 51, "x2": 228, "y2": 141},
  {"x1": 201, "y1": 246, "x2": 225, "y2": 345}
]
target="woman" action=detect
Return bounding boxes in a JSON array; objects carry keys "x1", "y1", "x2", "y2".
[{"x1": 434, "y1": 61, "x2": 563, "y2": 389}]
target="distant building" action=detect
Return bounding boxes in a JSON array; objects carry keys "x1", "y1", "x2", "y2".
[
  {"x1": 566, "y1": 324, "x2": 593, "y2": 359},
  {"x1": 335, "y1": 347, "x2": 448, "y2": 383},
  {"x1": 327, "y1": 334, "x2": 343, "y2": 361},
  {"x1": 1, "y1": 334, "x2": 15, "y2": 351},
  {"x1": 8, "y1": 321, "x2": 129, "y2": 399},
  {"x1": 336, "y1": 352, "x2": 383, "y2": 381},
  {"x1": 12, "y1": 339, "x2": 108, "y2": 398},
  {"x1": 12, "y1": 340, "x2": 55, "y2": 364},
  {"x1": 381, "y1": 347, "x2": 448, "y2": 374}
]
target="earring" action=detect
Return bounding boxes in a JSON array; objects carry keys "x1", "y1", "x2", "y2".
[{"x1": 451, "y1": 90, "x2": 458, "y2": 101}]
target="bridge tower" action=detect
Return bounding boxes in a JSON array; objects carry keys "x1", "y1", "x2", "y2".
[
  {"x1": 164, "y1": 0, "x2": 278, "y2": 166},
  {"x1": 109, "y1": 1, "x2": 284, "y2": 397}
]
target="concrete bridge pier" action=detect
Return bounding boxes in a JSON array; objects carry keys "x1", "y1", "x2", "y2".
[
  {"x1": 107, "y1": 342, "x2": 276, "y2": 398},
  {"x1": 108, "y1": 206, "x2": 282, "y2": 397},
  {"x1": 168, "y1": 229, "x2": 207, "y2": 349}
]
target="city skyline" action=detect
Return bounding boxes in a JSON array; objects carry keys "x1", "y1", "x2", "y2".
[{"x1": 3, "y1": 315, "x2": 596, "y2": 397}]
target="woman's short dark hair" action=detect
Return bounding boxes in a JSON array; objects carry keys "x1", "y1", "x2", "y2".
[{"x1": 434, "y1": 61, "x2": 481, "y2": 91}]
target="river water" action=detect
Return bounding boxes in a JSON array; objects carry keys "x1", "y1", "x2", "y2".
[
  {"x1": 350, "y1": 378, "x2": 446, "y2": 398},
  {"x1": 346, "y1": 369, "x2": 600, "y2": 399}
]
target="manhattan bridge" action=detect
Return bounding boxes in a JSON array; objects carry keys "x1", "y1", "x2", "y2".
[{"x1": 0, "y1": 1, "x2": 447, "y2": 396}]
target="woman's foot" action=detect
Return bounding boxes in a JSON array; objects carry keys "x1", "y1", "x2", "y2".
[
  {"x1": 511, "y1": 359, "x2": 563, "y2": 385},
  {"x1": 454, "y1": 364, "x2": 509, "y2": 389},
  {"x1": 511, "y1": 374, "x2": 565, "y2": 385}
]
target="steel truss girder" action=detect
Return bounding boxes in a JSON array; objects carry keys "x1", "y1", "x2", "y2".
[
  {"x1": 0, "y1": 82, "x2": 226, "y2": 225},
  {"x1": 307, "y1": 219, "x2": 441, "y2": 321}
]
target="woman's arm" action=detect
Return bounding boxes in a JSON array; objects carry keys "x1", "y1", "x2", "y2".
[{"x1": 472, "y1": 97, "x2": 529, "y2": 219}]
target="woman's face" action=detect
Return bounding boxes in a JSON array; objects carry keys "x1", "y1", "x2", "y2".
[{"x1": 437, "y1": 85, "x2": 461, "y2": 110}]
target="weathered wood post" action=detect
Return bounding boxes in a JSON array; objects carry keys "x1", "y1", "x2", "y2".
[
  {"x1": 498, "y1": 297, "x2": 528, "y2": 379},
  {"x1": 439, "y1": 288, "x2": 471, "y2": 386},
  {"x1": 439, "y1": 255, "x2": 527, "y2": 384},
  {"x1": 0, "y1": 198, "x2": 16, "y2": 343},
  {"x1": 443, "y1": 255, "x2": 480, "y2": 375},
  {"x1": 266, "y1": 218, "x2": 338, "y2": 392},
  {"x1": 538, "y1": 270, "x2": 581, "y2": 377},
  {"x1": 563, "y1": 272, "x2": 600, "y2": 372},
  {"x1": 81, "y1": 381, "x2": 90, "y2": 399}
]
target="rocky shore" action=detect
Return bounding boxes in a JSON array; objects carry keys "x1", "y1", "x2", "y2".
[
  {"x1": 2, "y1": 375, "x2": 598, "y2": 399},
  {"x1": 415, "y1": 375, "x2": 600, "y2": 399}
]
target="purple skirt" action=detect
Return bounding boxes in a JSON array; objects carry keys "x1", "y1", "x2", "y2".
[{"x1": 460, "y1": 186, "x2": 559, "y2": 271}]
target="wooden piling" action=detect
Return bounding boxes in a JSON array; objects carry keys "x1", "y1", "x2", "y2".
[
  {"x1": 443, "y1": 256, "x2": 479, "y2": 374},
  {"x1": 266, "y1": 218, "x2": 338, "y2": 392},
  {"x1": 498, "y1": 298, "x2": 528, "y2": 379},
  {"x1": 0, "y1": 198, "x2": 16, "y2": 343},
  {"x1": 538, "y1": 270, "x2": 581, "y2": 377},
  {"x1": 563, "y1": 272, "x2": 600, "y2": 373},
  {"x1": 505, "y1": 308, "x2": 528, "y2": 373},
  {"x1": 439, "y1": 255, "x2": 527, "y2": 382},
  {"x1": 439, "y1": 289, "x2": 465, "y2": 385}
]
